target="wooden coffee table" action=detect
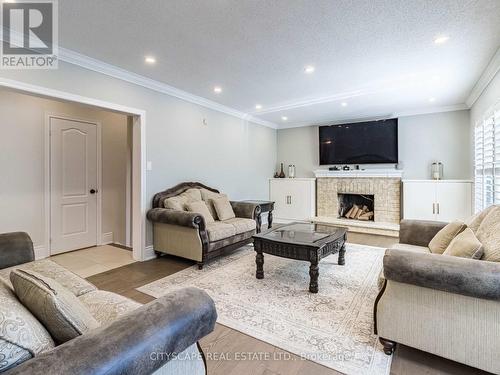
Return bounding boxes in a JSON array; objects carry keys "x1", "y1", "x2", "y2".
[{"x1": 252, "y1": 223, "x2": 347, "y2": 293}]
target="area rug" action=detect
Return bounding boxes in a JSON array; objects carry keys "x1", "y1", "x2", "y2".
[{"x1": 137, "y1": 243, "x2": 391, "y2": 375}]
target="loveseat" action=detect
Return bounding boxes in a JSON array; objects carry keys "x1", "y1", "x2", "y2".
[
  {"x1": 375, "y1": 205, "x2": 500, "y2": 374},
  {"x1": 147, "y1": 182, "x2": 261, "y2": 269},
  {"x1": 0, "y1": 232, "x2": 217, "y2": 375}
]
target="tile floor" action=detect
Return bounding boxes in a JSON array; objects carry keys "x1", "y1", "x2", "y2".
[{"x1": 50, "y1": 245, "x2": 136, "y2": 278}]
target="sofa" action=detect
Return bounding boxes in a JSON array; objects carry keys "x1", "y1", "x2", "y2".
[
  {"x1": 375, "y1": 206, "x2": 500, "y2": 374},
  {"x1": 147, "y1": 182, "x2": 261, "y2": 269},
  {"x1": 0, "y1": 232, "x2": 217, "y2": 375}
]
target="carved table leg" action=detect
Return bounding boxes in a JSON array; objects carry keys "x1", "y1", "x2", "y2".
[
  {"x1": 256, "y1": 251, "x2": 264, "y2": 279},
  {"x1": 338, "y1": 244, "x2": 346, "y2": 266},
  {"x1": 379, "y1": 337, "x2": 396, "y2": 355},
  {"x1": 267, "y1": 210, "x2": 273, "y2": 229},
  {"x1": 309, "y1": 259, "x2": 319, "y2": 293}
]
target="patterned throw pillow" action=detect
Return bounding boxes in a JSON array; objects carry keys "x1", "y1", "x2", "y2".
[
  {"x1": 200, "y1": 189, "x2": 227, "y2": 219},
  {"x1": 475, "y1": 205, "x2": 500, "y2": 262},
  {"x1": 0, "y1": 280, "x2": 54, "y2": 372},
  {"x1": 10, "y1": 270, "x2": 100, "y2": 344},
  {"x1": 186, "y1": 201, "x2": 215, "y2": 224},
  {"x1": 428, "y1": 221, "x2": 467, "y2": 254},
  {"x1": 443, "y1": 228, "x2": 484, "y2": 259}
]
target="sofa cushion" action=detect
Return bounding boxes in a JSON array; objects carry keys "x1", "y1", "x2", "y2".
[
  {"x1": 466, "y1": 205, "x2": 497, "y2": 233},
  {"x1": 476, "y1": 205, "x2": 500, "y2": 262},
  {"x1": 201, "y1": 189, "x2": 227, "y2": 219},
  {"x1": 78, "y1": 290, "x2": 141, "y2": 325},
  {"x1": 206, "y1": 222, "x2": 236, "y2": 242},
  {"x1": 163, "y1": 188, "x2": 202, "y2": 211},
  {"x1": 222, "y1": 217, "x2": 256, "y2": 234},
  {"x1": 212, "y1": 196, "x2": 236, "y2": 221},
  {"x1": 389, "y1": 243, "x2": 431, "y2": 253},
  {"x1": 443, "y1": 228, "x2": 484, "y2": 259},
  {"x1": 186, "y1": 201, "x2": 215, "y2": 224},
  {"x1": 10, "y1": 270, "x2": 100, "y2": 344},
  {"x1": 0, "y1": 259, "x2": 97, "y2": 297},
  {"x1": 428, "y1": 221, "x2": 467, "y2": 254},
  {"x1": 0, "y1": 280, "x2": 54, "y2": 372}
]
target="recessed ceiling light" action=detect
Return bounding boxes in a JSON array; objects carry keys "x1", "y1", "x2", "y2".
[
  {"x1": 144, "y1": 56, "x2": 156, "y2": 64},
  {"x1": 434, "y1": 35, "x2": 449, "y2": 45},
  {"x1": 429, "y1": 97, "x2": 436, "y2": 102},
  {"x1": 255, "y1": 104, "x2": 262, "y2": 110},
  {"x1": 213, "y1": 86, "x2": 222, "y2": 94},
  {"x1": 281, "y1": 116, "x2": 288, "y2": 121},
  {"x1": 341, "y1": 102, "x2": 348, "y2": 107},
  {"x1": 304, "y1": 65, "x2": 315, "y2": 74}
]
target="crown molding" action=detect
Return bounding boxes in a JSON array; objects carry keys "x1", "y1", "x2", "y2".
[
  {"x1": 277, "y1": 104, "x2": 469, "y2": 130},
  {"x1": 57, "y1": 48, "x2": 278, "y2": 129},
  {"x1": 466, "y1": 47, "x2": 500, "y2": 108}
]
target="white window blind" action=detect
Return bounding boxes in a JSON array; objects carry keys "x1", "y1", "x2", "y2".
[{"x1": 475, "y1": 106, "x2": 500, "y2": 212}]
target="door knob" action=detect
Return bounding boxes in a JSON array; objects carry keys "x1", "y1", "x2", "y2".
[{"x1": 90, "y1": 189, "x2": 97, "y2": 194}]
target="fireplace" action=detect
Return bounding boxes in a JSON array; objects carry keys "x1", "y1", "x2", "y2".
[{"x1": 338, "y1": 193, "x2": 374, "y2": 221}]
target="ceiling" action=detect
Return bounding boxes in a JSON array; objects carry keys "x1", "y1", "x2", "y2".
[{"x1": 58, "y1": 0, "x2": 500, "y2": 128}]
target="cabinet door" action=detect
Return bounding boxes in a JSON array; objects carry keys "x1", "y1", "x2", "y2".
[
  {"x1": 270, "y1": 181, "x2": 292, "y2": 219},
  {"x1": 288, "y1": 181, "x2": 313, "y2": 220},
  {"x1": 436, "y1": 183, "x2": 472, "y2": 222},
  {"x1": 403, "y1": 182, "x2": 437, "y2": 220}
]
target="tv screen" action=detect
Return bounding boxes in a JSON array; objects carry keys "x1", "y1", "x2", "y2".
[{"x1": 319, "y1": 118, "x2": 398, "y2": 165}]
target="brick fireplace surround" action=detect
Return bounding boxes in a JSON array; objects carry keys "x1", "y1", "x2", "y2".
[{"x1": 313, "y1": 170, "x2": 402, "y2": 237}]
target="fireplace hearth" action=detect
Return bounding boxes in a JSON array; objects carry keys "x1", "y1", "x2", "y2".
[{"x1": 338, "y1": 193, "x2": 374, "y2": 221}]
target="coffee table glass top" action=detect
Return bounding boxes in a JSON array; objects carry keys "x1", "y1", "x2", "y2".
[{"x1": 257, "y1": 223, "x2": 345, "y2": 244}]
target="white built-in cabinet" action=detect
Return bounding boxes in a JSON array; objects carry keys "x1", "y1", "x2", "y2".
[
  {"x1": 269, "y1": 178, "x2": 316, "y2": 222},
  {"x1": 402, "y1": 180, "x2": 473, "y2": 222}
]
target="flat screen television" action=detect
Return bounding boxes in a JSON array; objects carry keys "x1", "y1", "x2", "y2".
[{"x1": 319, "y1": 118, "x2": 398, "y2": 165}]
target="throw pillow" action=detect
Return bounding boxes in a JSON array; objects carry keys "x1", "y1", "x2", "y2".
[
  {"x1": 212, "y1": 196, "x2": 236, "y2": 221},
  {"x1": 465, "y1": 205, "x2": 497, "y2": 233},
  {"x1": 200, "y1": 189, "x2": 227, "y2": 219},
  {"x1": 164, "y1": 196, "x2": 187, "y2": 211},
  {"x1": 443, "y1": 228, "x2": 484, "y2": 259},
  {"x1": 428, "y1": 221, "x2": 467, "y2": 254},
  {"x1": 10, "y1": 269, "x2": 100, "y2": 344},
  {"x1": 475, "y1": 205, "x2": 500, "y2": 262},
  {"x1": 186, "y1": 201, "x2": 215, "y2": 224}
]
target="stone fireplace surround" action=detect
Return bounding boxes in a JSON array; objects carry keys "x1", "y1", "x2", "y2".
[{"x1": 313, "y1": 170, "x2": 402, "y2": 236}]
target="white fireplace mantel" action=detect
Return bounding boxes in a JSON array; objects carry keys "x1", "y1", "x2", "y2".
[{"x1": 313, "y1": 169, "x2": 404, "y2": 178}]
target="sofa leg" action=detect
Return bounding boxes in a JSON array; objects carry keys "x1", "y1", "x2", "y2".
[
  {"x1": 379, "y1": 337, "x2": 396, "y2": 355},
  {"x1": 197, "y1": 262, "x2": 204, "y2": 270}
]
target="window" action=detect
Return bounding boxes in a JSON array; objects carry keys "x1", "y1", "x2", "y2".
[{"x1": 474, "y1": 105, "x2": 500, "y2": 212}]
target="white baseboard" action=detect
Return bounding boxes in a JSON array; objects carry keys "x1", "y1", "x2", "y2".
[
  {"x1": 101, "y1": 232, "x2": 113, "y2": 245},
  {"x1": 144, "y1": 245, "x2": 156, "y2": 261},
  {"x1": 34, "y1": 245, "x2": 49, "y2": 260}
]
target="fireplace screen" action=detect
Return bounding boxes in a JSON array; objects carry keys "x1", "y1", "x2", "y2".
[{"x1": 338, "y1": 193, "x2": 374, "y2": 221}]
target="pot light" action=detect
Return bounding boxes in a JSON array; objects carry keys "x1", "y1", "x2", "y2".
[
  {"x1": 429, "y1": 97, "x2": 436, "y2": 102},
  {"x1": 281, "y1": 116, "x2": 288, "y2": 121},
  {"x1": 144, "y1": 56, "x2": 156, "y2": 64},
  {"x1": 304, "y1": 65, "x2": 315, "y2": 74},
  {"x1": 341, "y1": 102, "x2": 348, "y2": 107},
  {"x1": 213, "y1": 86, "x2": 222, "y2": 94},
  {"x1": 255, "y1": 104, "x2": 262, "y2": 110},
  {"x1": 434, "y1": 35, "x2": 449, "y2": 45}
]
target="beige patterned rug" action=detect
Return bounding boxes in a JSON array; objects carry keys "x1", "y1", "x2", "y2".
[{"x1": 137, "y1": 243, "x2": 391, "y2": 375}]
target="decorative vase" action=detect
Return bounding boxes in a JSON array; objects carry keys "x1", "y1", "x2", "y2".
[
  {"x1": 431, "y1": 162, "x2": 443, "y2": 180},
  {"x1": 279, "y1": 163, "x2": 286, "y2": 178},
  {"x1": 288, "y1": 165, "x2": 296, "y2": 178}
]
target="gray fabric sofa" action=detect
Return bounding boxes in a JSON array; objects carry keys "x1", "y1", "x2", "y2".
[
  {"x1": 0, "y1": 232, "x2": 217, "y2": 375},
  {"x1": 147, "y1": 182, "x2": 261, "y2": 269},
  {"x1": 374, "y1": 217, "x2": 500, "y2": 374}
]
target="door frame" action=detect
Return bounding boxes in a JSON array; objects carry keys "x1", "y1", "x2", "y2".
[
  {"x1": 0, "y1": 76, "x2": 147, "y2": 261},
  {"x1": 45, "y1": 114, "x2": 103, "y2": 254}
]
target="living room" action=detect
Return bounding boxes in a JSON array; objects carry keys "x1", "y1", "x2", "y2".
[{"x1": 0, "y1": 1, "x2": 499, "y2": 375}]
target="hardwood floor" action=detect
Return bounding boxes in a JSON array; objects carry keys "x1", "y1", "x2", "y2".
[{"x1": 87, "y1": 234, "x2": 486, "y2": 375}]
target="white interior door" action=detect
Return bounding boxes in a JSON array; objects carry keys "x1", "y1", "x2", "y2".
[{"x1": 50, "y1": 117, "x2": 99, "y2": 254}]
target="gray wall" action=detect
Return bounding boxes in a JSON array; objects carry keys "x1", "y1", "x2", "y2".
[
  {"x1": 277, "y1": 110, "x2": 471, "y2": 180},
  {"x1": 0, "y1": 62, "x2": 277, "y2": 247},
  {"x1": 0, "y1": 89, "x2": 129, "y2": 251}
]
